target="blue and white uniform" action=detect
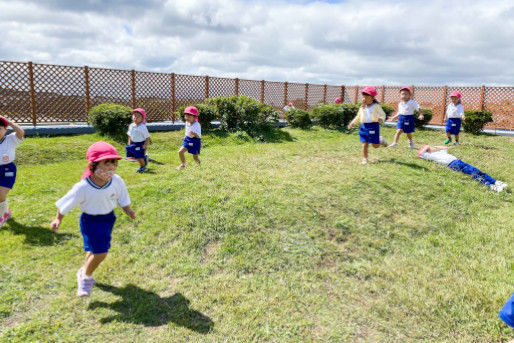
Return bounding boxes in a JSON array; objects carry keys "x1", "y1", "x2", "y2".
[
  {"x1": 396, "y1": 99, "x2": 419, "y2": 133},
  {"x1": 56, "y1": 174, "x2": 131, "y2": 254},
  {"x1": 445, "y1": 103, "x2": 464, "y2": 135},
  {"x1": 126, "y1": 123, "x2": 150, "y2": 159},
  {"x1": 0, "y1": 133, "x2": 23, "y2": 189},
  {"x1": 182, "y1": 121, "x2": 202, "y2": 155}
]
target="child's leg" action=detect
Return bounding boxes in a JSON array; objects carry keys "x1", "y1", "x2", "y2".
[
  {"x1": 450, "y1": 160, "x2": 496, "y2": 185},
  {"x1": 406, "y1": 133, "x2": 413, "y2": 141},
  {"x1": 0, "y1": 187, "x2": 10, "y2": 203},
  {"x1": 371, "y1": 143, "x2": 381, "y2": 149},
  {"x1": 137, "y1": 158, "x2": 145, "y2": 167},
  {"x1": 0, "y1": 187, "x2": 11, "y2": 224},
  {"x1": 362, "y1": 143, "x2": 368, "y2": 159},
  {"x1": 393, "y1": 129, "x2": 402, "y2": 143},
  {"x1": 177, "y1": 147, "x2": 187, "y2": 169},
  {"x1": 84, "y1": 252, "x2": 108, "y2": 276},
  {"x1": 454, "y1": 134, "x2": 459, "y2": 143},
  {"x1": 193, "y1": 155, "x2": 201, "y2": 165}
]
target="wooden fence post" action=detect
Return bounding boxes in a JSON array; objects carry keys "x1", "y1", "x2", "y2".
[
  {"x1": 131, "y1": 69, "x2": 136, "y2": 108},
  {"x1": 28, "y1": 61, "x2": 37, "y2": 126},
  {"x1": 84, "y1": 66, "x2": 90, "y2": 122},
  {"x1": 354, "y1": 85, "x2": 359, "y2": 104},
  {"x1": 341, "y1": 86, "x2": 345, "y2": 102},
  {"x1": 441, "y1": 86, "x2": 448, "y2": 125},
  {"x1": 260, "y1": 80, "x2": 265, "y2": 104},
  {"x1": 323, "y1": 84, "x2": 327, "y2": 104},
  {"x1": 235, "y1": 78, "x2": 239, "y2": 96},
  {"x1": 479, "y1": 85, "x2": 486, "y2": 111},
  {"x1": 170, "y1": 73, "x2": 175, "y2": 121},
  {"x1": 283, "y1": 82, "x2": 288, "y2": 107},
  {"x1": 380, "y1": 85, "x2": 385, "y2": 103},
  {"x1": 205, "y1": 75, "x2": 209, "y2": 99},
  {"x1": 304, "y1": 83, "x2": 309, "y2": 110}
]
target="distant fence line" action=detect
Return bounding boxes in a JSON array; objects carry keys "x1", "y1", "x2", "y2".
[{"x1": 0, "y1": 60, "x2": 512, "y2": 130}]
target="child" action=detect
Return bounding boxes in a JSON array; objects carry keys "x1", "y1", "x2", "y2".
[
  {"x1": 388, "y1": 87, "x2": 424, "y2": 148},
  {"x1": 283, "y1": 102, "x2": 295, "y2": 112},
  {"x1": 334, "y1": 97, "x2": 342, "y2": 104},
  {"x1": 51, "y1": 142, "x2": 136, "y2": 297},
  {"x1": 444, "y1": 91, "x2": 466, "y2": 145},
  {"x1": 177, "y1": 106, "x2": 201, "y2": 170},
  {"x1": 0, "y1": 115, "x2": 24, "y2": 226},
  {"x1": 347, "y1": 86, "x2": 388, "y2": 164},
  {"x1": 125, "y1": 108, "x2": 150, "y2": 173},
  {"x1": 417, "y1": 145, "x2": 508, "y2": 192}
]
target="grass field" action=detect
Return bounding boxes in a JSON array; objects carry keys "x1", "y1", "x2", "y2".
[{"x1": 0, "y1": 127, "x2": 513, "y2": 342}]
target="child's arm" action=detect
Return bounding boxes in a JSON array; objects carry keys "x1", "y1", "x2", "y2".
[
  {"x1": 143, "y1": 137, "x2": 149, "y2": 150},
  {"x1": 122, "y1": 205, "x2": 136, "y2": 219},
  {"x1": 189, "y1": 131, "x2": 199, "y2": 138},
  {"x1": 128, "y1": 137, "x2": 132, "y2": 144},
  {"x1": 5, "y1": 117, "x2": 24, "y2": 140},
  {"x1": 50, "y1": 210, "x2": 64, "y2": 232},
  {"x1": 347, "y1": 113, "x2": 360, "y2": 130}
]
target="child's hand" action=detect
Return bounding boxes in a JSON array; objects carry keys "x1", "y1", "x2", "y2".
[
  {"x1": 188, "y1": 132, "x2": 195, "y2": 138},
  {"x1": 124, "y1": 207, "x2": 136, "y2": 219},
  {"x1": 50, "y1": 219, "x2": 61, "y2": 232},
  {"x1": 347, "y1": 124, "x2": 353, "y2": 130},
  {"x1": 462, "y1": 115, "x2": 466, "y2": 120},
  {"x1": 419, "y1": 114, "x2": 424, "y2": 120}
]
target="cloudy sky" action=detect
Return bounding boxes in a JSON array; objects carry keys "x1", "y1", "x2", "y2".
[{"x1": 1, "y1": 0, "x2": 513, "y2": 86}]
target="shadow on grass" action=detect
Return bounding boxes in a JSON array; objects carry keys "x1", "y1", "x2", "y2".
[
  {"x1": 375, "y1": 158, "x2": 429, "y2": 170},
  {"x1": 2, "y1": 219, "x2": 75, "y2": 246},
  {"x1": 253, "y1": 129, "x2": 295, "y2": 143},
  {"x1": 89, "y1": 283, "x2": 214, "y2": 333}
]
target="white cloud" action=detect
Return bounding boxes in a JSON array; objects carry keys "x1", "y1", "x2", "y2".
[{"x1": 1, "y1": 0, "x2": 513, "y2": 85}]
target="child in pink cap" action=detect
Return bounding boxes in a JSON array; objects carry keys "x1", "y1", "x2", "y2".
[
  {"x1": 51, "y1": 141, "x2": 136, "y2": 297},
  {"x1": 347, "y1": 86, "x2": 388, "y2": 164},
  {"x1": 177, "y1": 106, "x2": 201, "y2": 170},
  {"x1": 444, "y1": 91, "x2": 466, "y2": 145},
  {"x1": 125, "y1": 108, "x2": 150, "y2": 173},
  {"x1": 0, "y1": 115, "x2": 24, "y2": 226},
  {"x1": 334, "y1": 98, "x2": 342, "y2": 104},
  {"x1": 388, "y1": 87, "x2": 424, "y2": 149}
]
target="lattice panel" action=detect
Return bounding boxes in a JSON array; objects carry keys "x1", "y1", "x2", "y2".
[
  {"x1": 264, "y1": 81, "x2": 285, "y2": 110},
  {"x1": 135, "y1": 71, "x2": 172, "y2": 121},
  {"x1": 484, "y1": 87, "x2": 514, "y2": 130},
  {"x1": 345, "y1": 86, "x2": 359, "y2": 104},
  {"x1": 307, "y1": 84, "x2": 325, "y2": 109},
  {"x1": 326, "y1": 85, "x2": 343, "y2": 104},
  {"x1": 89, "y1": 67, "x2": 132, "y2": 110},
  {"x1": 238, "y1": 79, "x2": 261, "y2": 102},
  {"x1": 286, "y1": 82, "x2": 305, "y2": 109},
  {"x1": 209, "y1": 77, "x2": 235, "y2": 98},
  {"x1": 175, "y1": 74, "x2": 206, "y2": 109},
  {"x1": 414, "y1": 87, "x2": 446, "y2": 124},
  {"x1": 0, "y1": 61, "x2": 32, "y2": 123},
  {"x1": 33, "y1": 63, "x2": 86, "y2": 123}
]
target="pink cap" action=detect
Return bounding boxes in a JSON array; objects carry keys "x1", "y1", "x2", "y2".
[
  {"x1": 361, "y1": 86, "x2": 377, "y2": 97},
  {"x1": 449, "y1": 91, "x2": 462, "y2": 98},
  {"x1": 184, "y1": 106, "x2": 199, "y2": 116},
  {"x1": 0, "y1": 116, "x2": 9, "y2": 127},
  {"x1": 132, "y1": 108, "x2": 147, "y2": 118},
  {"x1": 288, "y1": 102, "x2": 294, "y2": 106},
  {"x1": 82, "y1": 141, "x2": 122, "y2": 179},
  {"x1": 400, "y1": 87, "x2": 412, "y2": 93},
  {"x1": 334, "y1": 97, "x2": 342, "y2": 104},
  {"x1": 417, "y1": 145, "x2": 429, "y2": 158}
]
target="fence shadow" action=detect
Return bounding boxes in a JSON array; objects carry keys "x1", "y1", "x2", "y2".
[
  {"x1": 89, "y1": 283, "x2": 214, "y2": 333},
  {"x1": 2, "y1": 219, "x2": 75, "y2": 246}
]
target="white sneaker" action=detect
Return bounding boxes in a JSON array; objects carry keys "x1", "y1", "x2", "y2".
[
  {"x1": 379, "y1": 136, "x2": 388, "y2": 147},
  {"x1": 361, "y1": 158, "x2": 369, "y2": 164},
  {"x1": 495, "y1": 181, "x2": 508, "y2": 191},
  {"x1": 77, "y1": 267, "x2": 96, "y2": 297},
  {"x1": 388, "y1": 142, "x2": 397, "y2": 148},
  {"x1": 409, "y1": 140, "x2": 415, "y2": 149},
  {"x1": 490, "y1": 183, "x2": 503, "y2": 192}
]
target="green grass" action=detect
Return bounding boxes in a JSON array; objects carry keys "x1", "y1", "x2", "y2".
[{"x1": 0, "y1": 127, "x2": 513, "y2": 342}]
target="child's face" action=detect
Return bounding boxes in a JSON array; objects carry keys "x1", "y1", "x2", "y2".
[
  {"x1": 400, "y1": 90, "x2": 411, "y2": 102},
  {"x1": 362, "y1": 94, "x2": 374, "y2": 105},
  {"x1": 132, "y1": 112, "x2": 143, "y2": 124},
  {"x1": 450, "y1": 96, "x2": 460, "y2": 105},
  {"x1": 94, "y1": 159, "x2": 118, "y2": 181},
  {"x1": 0, "y1": 126, "x2": 6, "y2": 140},
  {"x1": 185, "y1": 114, "x2": 195, "y2": 123}
]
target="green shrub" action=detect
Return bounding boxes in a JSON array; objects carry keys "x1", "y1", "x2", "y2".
[
  {"x1": 311, "y1": 103, "x2": 358, "y2": 129},
  {"x1": 285, "y1": 108, "x2": 312, "y2": 129},
  {"x1": 414, "y1": 109, "x2": 433, "y2": 129},
  {"x1": 462, "y1": 110, "x2": 493, "y2": 134},
  {"x1": 176, "y1": 103, "x2": 218, "y2": 130},
  {"x1": 88, "y1": 103, "x2": 132, "y2": 142}
]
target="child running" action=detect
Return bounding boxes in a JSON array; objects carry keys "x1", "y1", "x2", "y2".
[
  {"x1": 51, "y1": 142, "x2": 136, "y2": 297},
  {"x1": 347, "y1": 86, "x2": 388, "y2": 164},
  {"x1": 0, "y1": 115, "x2": 24, "y2": 226},
  {"x1": 444, "y1": 91, "x2": 466, "y2": 145},
  {"x1": 388, "y1": 86, "x2": 423, "y2": 148},
  {"x1": 177, "y1": 106, "x2": 201, "y2": 170},
  {"x1": 125, "y1": 108, "x2": 150, "y2": 173},
  {"x1": 417, "y1": 145, "x2": 508, "y2": 192}
]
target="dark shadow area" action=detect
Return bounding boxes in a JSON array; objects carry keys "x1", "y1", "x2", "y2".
[
  {"x1": 252, "y1": 129, "x2": 295, "y2": 143},
  {"x1": 2, "y1": 219, "x2": 75, "y2": 246},
  {"x1": 203, "y1": 129, "x2": 230, "y2": 139},
  {"x1": 467, "y1": 144, "x2": 498, "y2": 150},
  {"x1": 89, "y1": 283, "x2": 214, "y2": 333},
  {"x1": 375, "y1": 158, "x2": 429, "y2": 171}
]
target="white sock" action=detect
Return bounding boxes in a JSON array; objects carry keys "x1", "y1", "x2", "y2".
[{"x1": 0, "y1": 201, "x2": 7, "y2": 216}]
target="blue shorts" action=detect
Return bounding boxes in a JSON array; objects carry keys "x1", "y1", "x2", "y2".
[
  {"x1": 80, "y1": 211, "x2": 116, "y2": 254},
  {"x1": 396, "y1": 115, "x2": 415, "y2": 134},
  {"x1": 182, "y1": 136, "x2": 201, "y2": 155},
  {"x1": 446, "y1": 118, "x2": 461, "y2": 135},
  {"x1": 125, "y1": 141, "x2": 146, "y2": 159},
  {"x1": 500, "y1": 291, "x2": 514, "y2": 327},
  {"x1": 0, "y1": 162, "x2": 17, "y2": 189},
  {"x1": 359, "y1": 122, "x2": 380, "y2": 144}
]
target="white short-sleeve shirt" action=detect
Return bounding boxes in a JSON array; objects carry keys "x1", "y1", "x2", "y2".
[
  {"x1": 362, "y1": 104, "x2": 378, "y2": 123},
  {"x1": 446, "y1": 103, "x2": 465, "y2": 119},
  {"x1": 185, "y1": 121, "x2": 201, "y2": 138},
  {"x1": 398, "y1": 99, "x2": 420, "y2": 115},
  {"x1": 420, "y1": 150, "x2": 458, "y2": 166},
  {"x1": 56, "y1": 174, "x2": 131, "y2": 215},
  {"x1": 0, "y1": 133, "x2": 23, "y2": 165},
  {"x1": 127, "y1": 123, "x2": 150, "y2": 143}
]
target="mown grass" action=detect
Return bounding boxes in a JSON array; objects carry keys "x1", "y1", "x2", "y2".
[{"x1": 0, "y1": 127, "x2": 513, "y2": 342}]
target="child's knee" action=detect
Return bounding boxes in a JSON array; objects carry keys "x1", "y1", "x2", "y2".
[{"x1": 372, "y1": 144, "x2": 380, "y2": 148}]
